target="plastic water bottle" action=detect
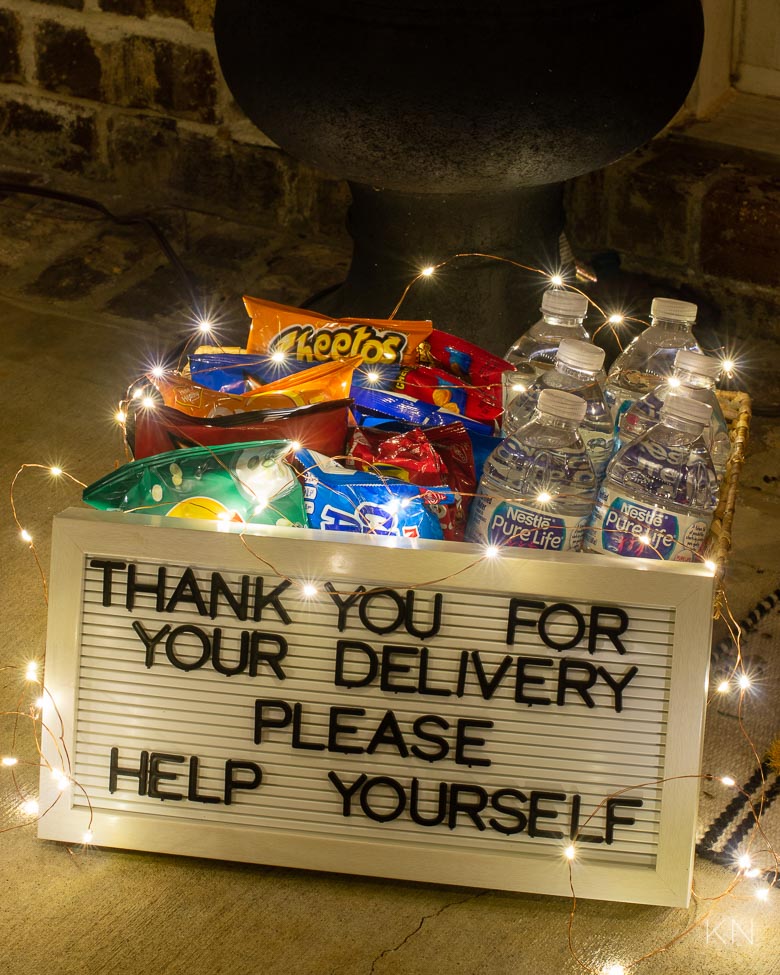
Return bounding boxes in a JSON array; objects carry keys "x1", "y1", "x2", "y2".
[
  {"x1": 502, "y1": 338, "x2": 614, "y2": 481},
  {"x1": 584, "y1": 394, "x2": 719, "y2": 562},
  {"x1": 466, "y1": 388, "x2": 597, "y2": 551},
  {"x1": 604, "y1": 297, "x2": 701, "y2": 422},
  {"x1": 505, "y1": 289, "x2": 592, "y2": 384},
  {"x1": 617, "y1": 349, "x2": 730, "y2": 476}
]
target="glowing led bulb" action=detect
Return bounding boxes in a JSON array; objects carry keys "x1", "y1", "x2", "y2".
[
  {"x1": 512, "y1": 383, "x2": 526, "y2": 393},
  {"x1": 737, "y1": 854, "x2": 752, "y2": 871},
  {"x1": 704, "y1": 560, "x2": 717, "y2": 573},
  {"x1": 550, "y1": 274, "x2": 564, "y2": 287},
  {"x1": 290, "y1": 441, "x2": 302, "y2": 452},
  {"x1": 605, "y1": 966, "x2": 625, "y2": 975},
  {"x1": 34, "y1": 696, "x2": 45, "y2": 710},
  {"x1": 198, "y1": 320, "x2": 213, "y2": 334},
  {"x1": 667, "y1": 377, "x2": 681, "y2": 389},
  {"x1": 638, "y1": 534, "x2": 651, "y2": 545},
  {"x1": 738, "y1": 674, "x2": 751, "y2": 691},
  {"x1": 20, "y1": 799, "x2": 38, "y2": 816},
  {"x1": 141, "y1": 395, "x2": 155, "y2": 409},
  {"x1": 745, "y1": 868, "x2": 761, "y2": 878},
  {"x1": 116, "y1": 409, "x2": 127, "y2": 424},
  {"x1": 608, "y1": 314, "x2": 624, "y2": 325},
  {"x1": 756, "y1": 887, "x2": 770, "y2": 901},
  {"x1": 151, "y1": 365, "x2": 165, "y2": 379},
  {"x1": 83, "y1": 829, "x2": 94, "y2": 844},
  {"x1": 420, "y1": 266, "x2": 435, "y2": 277},
  {"x1": 722, "y1": 358, "x2": 735, "y2": 374},
  {"x1": 2, "y1": 756, "x2": 18, "y2": 766},
  {"x1": 484, "y1": 545, "x2": 500, "y2": 559},
  {"x1": 271, "y1": 350, "x2": 286, "y2": 363},
  {"x1": 20, "y1": 529, "x2": 33, "y2": 544},
  {"x1": 25, "y1": 662, "x2": 38, "y2": 681},
  {"x1": 536, "y1": 491, "x2": 552, "y2": 504},
  {"x1": 132, "y1": 388, "x2": 143, "y2": 400},
  {"x1": 367, "y1": 371, "x2": 380, "y2": 383},
  {"x1": 564, "y1": 844, "x2": 576, "y2": 861},
  {"x1": 301, "y1": 584, "x2": 318, "y2": 598},
  {"x1": 51, "y1": 769, "x2": 69, "y2": 791},
  {"x1": 50, "y1": 466, "x2": 63, "y2": 477},
  {"x1": 721, "y1": 776, "x2": 736, "y2": 787}
]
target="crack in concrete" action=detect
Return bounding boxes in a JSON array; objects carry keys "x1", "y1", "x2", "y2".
[{"x1": 368, "y1": 890, "x2": 489, "y2": 974}]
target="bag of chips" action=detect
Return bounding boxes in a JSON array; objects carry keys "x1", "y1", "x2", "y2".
[
  {"x1": 83, "y1": 441, "x2": 306, "y2": 528},
  {"x1": 188, "y1": 352, "x2": 314, "y2": 393},
  {"x1": 296, "y1": 448, "x2": 444, "y2": 540},
  {"x1": 129, "y1": 399, "x2": 352, "y2": 461},
  {"x1": 418, "y1": 329, "x2": 512, "y2": 411},
  {"x1": 244, "y1": 296, "x2": 432, "y2": 367},
  {"x1": 392, "y1": 364, "x2": 503, "y2": 426},
  {"x1": 151, "y1": 357, "x2": 360, "y2": 418},
  {"x1": 351, "y1": 386, "x2": 495, "y2": 436}
]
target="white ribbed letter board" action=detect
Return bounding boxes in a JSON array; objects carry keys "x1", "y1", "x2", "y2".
[{"x1": 40, "y1": 508, "x2": 715, "y2": 906}]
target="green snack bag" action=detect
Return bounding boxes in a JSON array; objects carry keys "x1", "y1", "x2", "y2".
[{"x1": 83, "y1": 441, "x2": 306, "y2": 528}]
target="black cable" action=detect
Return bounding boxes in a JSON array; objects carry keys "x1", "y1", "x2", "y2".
[{"x1": 0, "y1": 182, "x2": 202, "y2": 315}]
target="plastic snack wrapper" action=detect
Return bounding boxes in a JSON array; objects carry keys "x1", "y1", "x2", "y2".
[
  {"x1": 128, "y1": 399, "x2": 352, "y2": 461},
  {"x1": 392, "y1": 363, "x2": 503, "y2": 426},
  {"x1": 151, "y1": 357, "x2": 360, "y2": 417},
  {"x1": 188, "y1": 352, "x2": 314, "y2": 393},
  {"x1": 83, "y1": 441, "x2": 306, "y2": 528},
  {"x1": 347, "y1": 422, "x2": 476, "y2": 539},
  {"x1": 295, "y1": 448, "x2": 445, "y2": 540},
  {"x1": 243, "y1": 295, "x2": 432, "y2": 367},
  {"x1": 418, "y1": 329, "x2": 512, "y2": 411},
  {"x1": 351, "y1": 385, "x2": 495, "y2": 436}
]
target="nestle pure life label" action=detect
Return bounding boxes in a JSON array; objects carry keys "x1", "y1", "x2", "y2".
[
  {"x1": 467, "y1": 496, "x2": 589, "y2": 551},
  {"x1": 586, "y1": 486, "x2": 710, "y2": 561}
]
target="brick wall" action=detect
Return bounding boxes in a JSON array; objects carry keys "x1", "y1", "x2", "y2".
[
  {"x1": 0, "y1": 0, "x2": 347, "y2": 230},
  {"x1": 565, "y1": 134, "x2": 780, "y2": 341}
]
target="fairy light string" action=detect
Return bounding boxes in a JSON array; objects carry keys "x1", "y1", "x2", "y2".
[{"x1": 2, "y1": 256, "x2": 772, "y2": 973}]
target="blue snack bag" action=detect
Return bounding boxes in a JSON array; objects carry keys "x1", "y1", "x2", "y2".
[
  {"x1": 296, "y1": 448, "x2": 444, "y2": 540},
  {"x1": 468, "y1": 430, "x2": 504, "y2": 482},
  {"x1": 351, "y1": 386, "x2": 494, "y2": 436},
  {"x1": 189, "y1": 353, "x2": 314, "y2": 392}
]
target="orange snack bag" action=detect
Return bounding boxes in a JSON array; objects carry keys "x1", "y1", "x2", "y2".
[
  {"x1": 243, "y1": 296, "x2": 432, "y2": 367},
  {"x1": 153, "y1": 358, "x2": 360, "y2": 418}
]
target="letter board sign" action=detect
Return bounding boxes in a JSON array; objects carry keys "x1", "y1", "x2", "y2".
[{"x1": 39, "y1": 509, "x2": 714, "y2": 906}]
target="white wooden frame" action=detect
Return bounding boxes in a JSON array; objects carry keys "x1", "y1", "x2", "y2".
[{"x1": 39, "y1": 508, "x2": 715, "y2": 907}]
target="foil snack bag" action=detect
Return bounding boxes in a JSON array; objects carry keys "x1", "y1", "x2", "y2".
[
  {"x1": 296, "y1": 448, "x2": 445, "y2": 540},
  {"x1": 188, "y1": 352, "x2": 315, "y2": 393},
  {"x1": 419, "y1": 329, "x2": 512, "y2": 411},
  {"x1": 83, "y1": 441, "x2": 306, "y2": 528},
  {"x1": 244, "y1": 296, "x2": 432, "y2": 367}
]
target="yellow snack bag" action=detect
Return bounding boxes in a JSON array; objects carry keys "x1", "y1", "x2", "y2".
[
  {"x1": 153, "y1": 358, "x2": 361, "y2": 418},
  {"x1": 243, "y1": 296, "x2": 432, "y2": 367}
]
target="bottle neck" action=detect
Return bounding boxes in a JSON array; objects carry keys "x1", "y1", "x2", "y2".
[
  {"x1": 670, "y1": 369, "x2": 714, "y2": 390},
  {"x1": 660, "y1": 415, "x2": 707, "y2": 437},
  {"x1": 555, "y1": 360, "x2": 599, "y2": 382},
  {"x1": 542, "y1": 314, "x2": 585, "y2": 328},
  {"x1": 532, "y1": 409, "x2": 580, "y2": 431},
  {"x1": 650, "y1": 315, "x2": 695, "y2": 333}
]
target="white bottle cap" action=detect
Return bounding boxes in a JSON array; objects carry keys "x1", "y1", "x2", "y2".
[
  {"x1": 673, "y1": 349, "x2": 721, "y2": 380},
  {"x1": 537, "y1": 388, "x2": 587, "y2": 423},
  {"x1": 650, "y1": 297, "x2": 698, "y2": 322},
  {"x1": 661, "y1": 393, "x2": 712, "y2": 427},
  {"x1": 556, "y1": 338, "x2": 606, "y2": 373},
  {"x1": 541, "y1": 289, "x2": 589, "y2": 319}
]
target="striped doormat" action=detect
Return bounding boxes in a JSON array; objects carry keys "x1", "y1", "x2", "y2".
[{"x1": 698, "y1": 590, "x2": 780, "y2": 881}]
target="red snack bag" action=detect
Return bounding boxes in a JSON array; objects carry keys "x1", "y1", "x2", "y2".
[
  {"x1": 128, "y1": 399, "x2": 352, "y2": 461},
  {"x1": 418, "y1": 329, "x2": 512, "y2": 411},
  {"x1": 348, "y1": 427, "x2": 447, "y2": 486},
  {"x1": 393, "y1": 364, "x2": 503, "y2": 427}
]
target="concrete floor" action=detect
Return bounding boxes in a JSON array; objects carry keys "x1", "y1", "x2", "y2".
[{"x1": 1, "y1": 189, "x2": 779, "y2": 974}]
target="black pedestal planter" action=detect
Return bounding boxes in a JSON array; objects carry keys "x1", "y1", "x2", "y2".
[{"x1": 215, "y1": 0, "x2": 703, "y2": 353}]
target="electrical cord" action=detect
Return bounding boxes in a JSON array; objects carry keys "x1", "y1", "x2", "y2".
[{"x1": 0, "y1": 181, "x2": 202, "y2": 315}]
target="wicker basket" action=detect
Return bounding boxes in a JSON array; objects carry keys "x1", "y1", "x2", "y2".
[{"x1": 710, "y1": 389, "x2": 752, "y2": 598}]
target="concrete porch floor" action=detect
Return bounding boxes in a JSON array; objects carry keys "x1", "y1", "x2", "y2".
[{"x1": 1, "y1": 185, "x2": 779, "y2": 975}]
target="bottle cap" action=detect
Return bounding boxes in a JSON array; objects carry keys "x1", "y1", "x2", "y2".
[
  {"x1": 661, "y1": 393, "x2": 712, "y2": 427},
  {"x1": 556, "y1": 338, "x2": 606, "y2": 373},
  {"x1": 673, "y1": 349, "x2": 721, "y2": 380},
  {"x1": 650, "y1": 297, "x2": 698, "y2": 322},
  {"x1": 541, "y1": 289, "x2": 589, "y2": 319},
  {"x1": 537, "y1": 388, "x2": 587, "y2": 423}
]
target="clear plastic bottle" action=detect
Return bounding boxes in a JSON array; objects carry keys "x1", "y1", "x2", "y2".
[
  {"x1": 584, "y1": 394, "x2": 719, "y2": 562},
  {"x1": 502, "y1": 338, "x2": 614, "y2": 480},
  {"x1": 505, "y1": 289, "x2": 592, "y2": 384},
  {"x1": 604, "y1": 297, "x2": 701, "y2": 421},
  {"x1": 617, "y1": 349, "x2": 730, "y2": 476},
  {"x1": 466, "y1": 388, "x2": 597, "y2": 551}
]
